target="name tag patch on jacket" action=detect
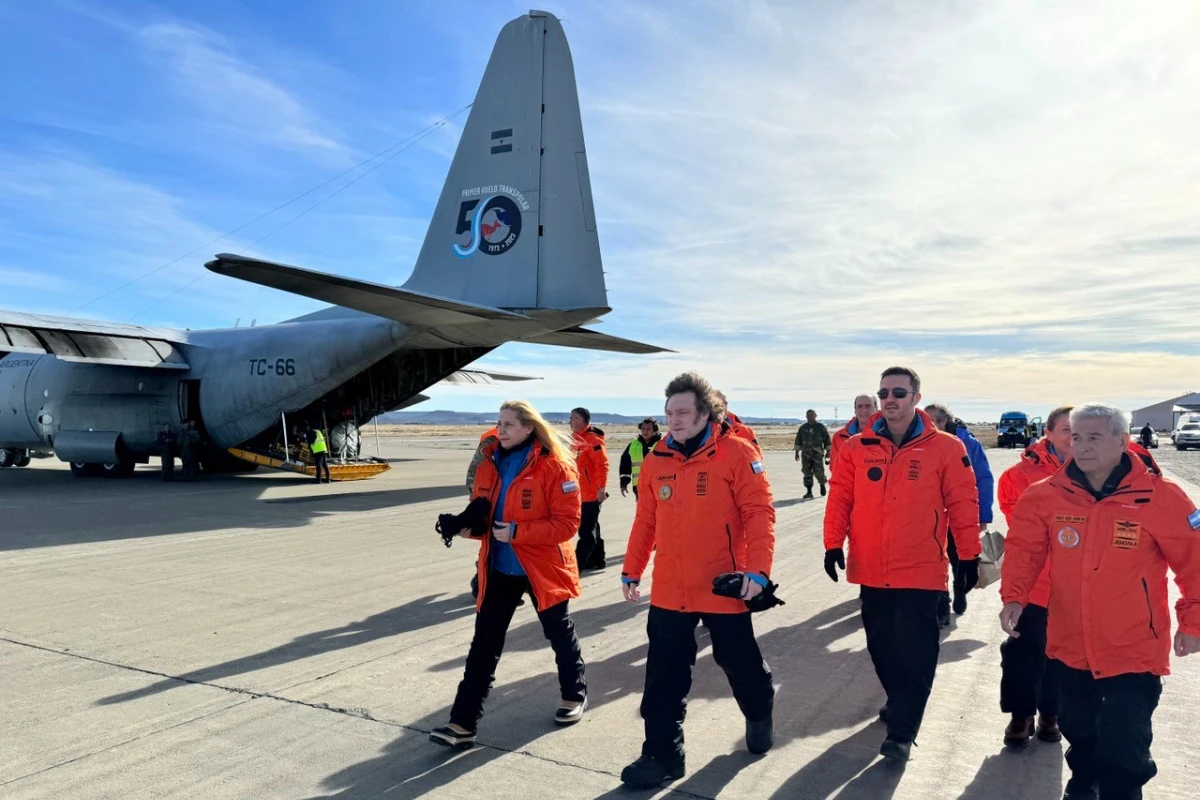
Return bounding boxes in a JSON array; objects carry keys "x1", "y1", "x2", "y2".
[
  {"x1": 696, "y1": 471, "x2": 709, "y2": 496},
  {"x1": 750, "y1": 460, "x2": 765, "y2": 474},
  {"x1": 521, "y1": 488, "x2": 534, "y2": 510},
  {"x1": 907, "y1": 460, "x2": 922, "y2": 480},
  {"x1": 561, "y1": 481, "x2": 578, "y2": 494},
  {"x1": 1189, "y1": 508, "x2": 1200, "y2": 530},
  {"x1": 1112, "y1": 519, "x2": 1141, "y2": 550}
]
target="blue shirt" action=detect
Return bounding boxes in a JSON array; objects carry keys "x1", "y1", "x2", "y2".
[
  {"x1": 490, "y1": 438, "x2": 533, "y2": 576},
  {"x1": 954, "y1": 424, "x2": 995, "y2": 524}
]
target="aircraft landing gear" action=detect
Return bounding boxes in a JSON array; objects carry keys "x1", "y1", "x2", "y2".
[
  {"x1": 101, "y1": 458, "x2": 136, "y2": 478},
  {"x1": 1, "y1": 448, "x2": 30, "y2": 468},
  {"x1": 70, "y1": 461, "x2": 103, "y2": 478}
]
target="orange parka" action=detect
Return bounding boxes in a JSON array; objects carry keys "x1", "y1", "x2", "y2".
[
  {"x1": 623, "y1": 422, "x2": 775, "y2": 614},
  {"x1": 829, "y1": 418, "x2": 865, "y2": 468},
  {"x1": 469, "y1": 440, "x2": 583, "y2": 611},
  {"x1": 824, "y1": 410, "x2": 981, "y2": 590},
  {"x1": 1002, "y1": 452, "x2": 1200, "y2": 678},
  {"x1": 997, "y1": 438, "x2": 1066, "y2": 608},
  {"x1": 725, "y1": 411, "x2": 763, "y2": 457},
  {"x1": 573, "y1": 426, "x2": 610, "y2": 502}
]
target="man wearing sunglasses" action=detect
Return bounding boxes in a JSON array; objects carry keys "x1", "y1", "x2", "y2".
[{"x1": 823, "y1": 366, "x2": 982, "y2": 762}]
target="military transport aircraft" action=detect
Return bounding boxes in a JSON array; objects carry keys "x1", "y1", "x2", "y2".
[{"x1": 0, "y1": 10, "x2": 662, "y2": 478}]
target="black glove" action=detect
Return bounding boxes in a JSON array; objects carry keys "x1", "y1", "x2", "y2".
[
  {"x1": 435, "y1": 497, "x2": 492, "y2": 548},
  {"x1": 824, "y1": 548, "x2": 845, "y2": 582},
  {"x1": 711, "y1": 573, "x2": 785, "y2": 612},
  {"x1": 958, "y1": 558, "x2": 979, "y2": 593}
]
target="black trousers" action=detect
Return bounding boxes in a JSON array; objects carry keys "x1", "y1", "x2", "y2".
[
  {"x1": 641, "y1": 606, "x2": 774, "y2": 760},
  {"x1": 938, "y1": 532, "x2": 964, "y2": 614},
  {"x1": 860, "y1": 586, "x2": 941, "y2": 742},
  {"x1": 313, "y1": 452, "x2": 331, "y2": 483},
  {"x1": 1056, "y1": 662, "x2": 1161, "y2": 799},
  {"x1": 160, "y1": 453, "x2": 175, "y2": 482},
  {"x1": 450, "y1": 570, "x2": 586, "y2": 730},
  {"x1": 181, "y1": 452, "x2": 200, "y2": 482},
  {"x1": 999, "y1": 603, "x2": 1060, "y2": 717},
  {"x1": 575, "y1": 501, "x2": 605, "y2": 568}
]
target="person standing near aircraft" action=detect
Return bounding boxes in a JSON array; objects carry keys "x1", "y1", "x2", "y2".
[
  {"x1": 619, "y1": 418, "x2": 662, "y2": 500},
  {"x1": 823, "y1": 367, "x2": 981, "y2": 762},
  {"x1": 304, "y1": 422, "x2": 331, "y2": 484},
  {"x1": 571, "y1": 408, "x2": 609, "y2": 571},
  {"x1": 994, "y1": 405, "x2": 1072, "y2": 748},
  {"x1": 830, "y1": 394, "x2": 878, "y2": 468},
  {"x1": 619, "y1": 372, "x2": 776, "y2": 789},
  {"x1": 1001, "y1": 404, "x2": 1200, "y2": 799},
  {"x1": 794, "y1": 409, "x2": 832, "y2": 499},
  {"x1": 178, "y1": 421, "x2": 201, "y2": 482},
  {"x1": 156, "y1": 424, "x2": 177, "y2": 482},
  {"x1": 924, "y1": 403, "x2": 994, "y2": 623},
  {"x1": 430, "y1": 400, "x2": 586, "y2": 749}
]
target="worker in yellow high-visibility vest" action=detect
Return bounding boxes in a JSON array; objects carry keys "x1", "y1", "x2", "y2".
[
  {"x1": 619, "y1": 418, "x2": 663, "y2": 499},
  {"x1": 304, "y1": 422, "x2": 331, "y2": 484}
]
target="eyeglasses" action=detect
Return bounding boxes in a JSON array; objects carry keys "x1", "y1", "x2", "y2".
[{"x1": 877, "y1": 388, "x2": 912, "y2": 399}]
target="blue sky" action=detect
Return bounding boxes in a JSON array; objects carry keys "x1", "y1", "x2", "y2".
[{"x1": 2, "y1": 1, "x2": 1199, "y2": 421}]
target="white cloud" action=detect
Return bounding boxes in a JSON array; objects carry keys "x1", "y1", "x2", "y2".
[
  {"x1": 571, "y1": 0, "x2": 1200, "y2": 351},
  {"x1": 134, "y1": 21, "x2": 349, "y2": 160}
]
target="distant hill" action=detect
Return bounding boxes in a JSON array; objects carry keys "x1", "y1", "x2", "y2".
[{"x1": 376, "y1": 410, "x2": 810, "y2": 426}]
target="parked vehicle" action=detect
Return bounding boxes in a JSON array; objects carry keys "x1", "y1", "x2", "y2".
[
  {"x1": 1176, "y1": 422, "x2": 1200, "y2": 451},
  {"x1": 997, "y1": 411, "x2": 1042, "y2": 448},
  {"x1": 1132, "y1": 424, "x2": 1160, "y2": 449}
]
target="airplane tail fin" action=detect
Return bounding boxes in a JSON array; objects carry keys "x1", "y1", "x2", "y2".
[{"x1": 402, "y1": 11, "x2": 606, "y2": 312}]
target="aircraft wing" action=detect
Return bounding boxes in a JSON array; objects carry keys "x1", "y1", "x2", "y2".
[
  {"x1": 206, "y1": 255, "x2": 534, "y2": 326},
  {"x1": 518, "y1": 326, "x2": 672, "y2": 354},
  {"x1": 0, "y1": 311, "x2": 190, "y2": 369}
]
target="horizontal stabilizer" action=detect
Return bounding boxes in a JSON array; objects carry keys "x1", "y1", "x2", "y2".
[
  {"x1": 442, "y1": 368, "x2": 539, "y2": 385},
  {"x1": 207, "y1": 255, "x2": 532, "y2": 326},
  {"x1": 0, "y1": 311, "x2": 189, "y2": 369},
  {"x1": 519, "y1": 326, "x2": 670, "y2": 355}
]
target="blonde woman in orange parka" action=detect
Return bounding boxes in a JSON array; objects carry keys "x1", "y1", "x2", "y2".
[{"x1": 430, "y1": 401, "x2": 585, "y2": 750}]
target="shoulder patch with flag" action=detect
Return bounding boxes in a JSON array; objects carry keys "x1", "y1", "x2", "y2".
[
  {"x1": 750, "y1": 460, "x2": 765, "y2": 474},
  {"x1": 1189, "y1": 508, "x2": 1200, "y2": 531},
  {"x1": 562, "y1": 480, "x2": 578, "y2": 494}
]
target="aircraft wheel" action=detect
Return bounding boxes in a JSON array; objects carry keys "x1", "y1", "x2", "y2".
[
  {"x1": 0, "y1": 449, "x2": 12, "y2": 468},
  {"x1": 14, "y1": 451, "x2": 30, "y2": 468},
  {"x1": 101, "y1": 460, "x2": 136, "y2": 479},
  {"x1": 70, "y1": 461, "x2": 102, "y2": 478}
]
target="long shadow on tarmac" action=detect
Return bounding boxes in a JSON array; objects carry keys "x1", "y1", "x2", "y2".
[
  {"x1": 297, "y1": 598, "x2": 986, "y2": 799},
  {"x1": 0, "y1": 475, "x2": 464, "y2": 551},
  {"x1": 95, "y1": 593, "x2": 477, "y2": 706},
  {"x1": 956, "y1": 745, "x2": 1063, "y2": 800}
]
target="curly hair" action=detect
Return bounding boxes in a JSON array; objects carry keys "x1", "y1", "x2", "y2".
[{"x1": 665, "y1": 372, "x2": 725, "y2": 423}]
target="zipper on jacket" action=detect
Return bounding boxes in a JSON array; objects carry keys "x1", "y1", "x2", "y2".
[
  {"x1": 1142, "y1": 578, "x2": 1159, "y2": 639},
  {"x1": 931, "y1": 510, "x2": 945, "y2": 559},
  {"x1": 725, "y1": 523, "x2": 737, "y2": 571}
]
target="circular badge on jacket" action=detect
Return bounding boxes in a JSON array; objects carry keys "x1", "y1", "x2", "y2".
[
  {"x1": 659, "y1": 484, "x2": 673, "y2": 501},
  {"x1": 1057, "y1": 526, "x2": 1081, "y2": 548}
]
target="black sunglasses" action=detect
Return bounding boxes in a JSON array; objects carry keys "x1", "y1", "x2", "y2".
[{"x1": 877, "y1": 388, "x2": 912, "y2": 399}]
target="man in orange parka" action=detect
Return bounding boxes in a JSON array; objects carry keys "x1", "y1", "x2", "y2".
[
  {"x1": 571, "y1": 407, "x2": 610, "y2": 571},
  {"x1": 823, "y1": 366, "x2": 981, "y2": 762},
  {"x1": 995, "y1": 405, "x2": 1073, "y2": 747},
  {"x1": 619, "y1": 372, "x2": 776, "y2": 789},
  {"x1": 716, "y1": 390, "x2": 763, "y2": 456},
  {"x1": 1001, "y1": 404, "x2": 1200, "y2": 800},
  {"x1": 829, "y1": 392, "x2": 878, "y2": 467}
]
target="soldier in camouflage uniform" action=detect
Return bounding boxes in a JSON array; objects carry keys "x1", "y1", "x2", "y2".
[{"x1": 794, "y1": 409, "x2": 832, "y2": 499}]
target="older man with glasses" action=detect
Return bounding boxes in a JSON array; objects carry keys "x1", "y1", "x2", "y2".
[
  {"x1": 1002, "y1": 403, "x2": 1200, "y2": 800},
  {"x1": 823, "y1": 366, "x2": 982, "y2": 761}
]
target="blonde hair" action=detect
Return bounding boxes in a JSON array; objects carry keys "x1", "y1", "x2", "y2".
[{"x1": 500, "y1": 400, "x2": 575, "y2": 465}]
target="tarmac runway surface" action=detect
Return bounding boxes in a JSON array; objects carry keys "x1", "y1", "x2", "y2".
[{"x1": 3, "y1": 440, "x2": 1199, "y2": 799}]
